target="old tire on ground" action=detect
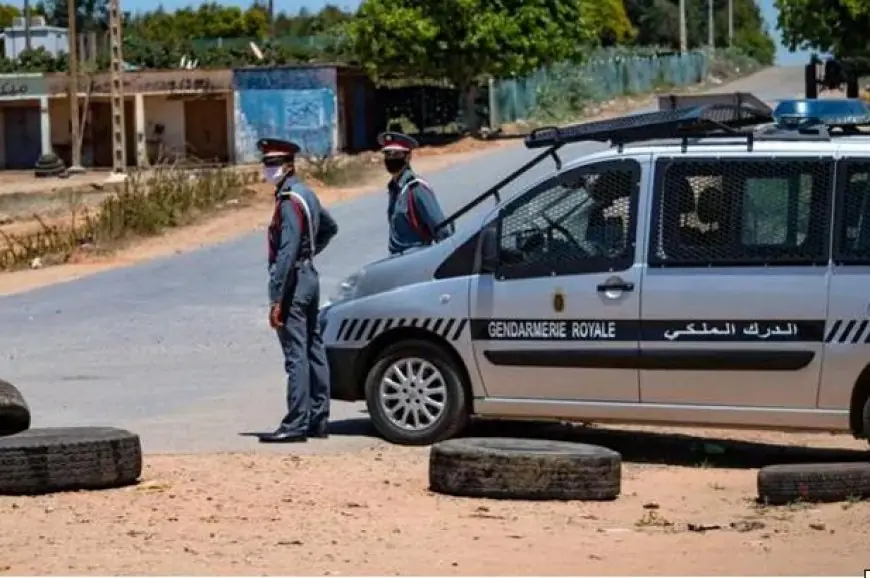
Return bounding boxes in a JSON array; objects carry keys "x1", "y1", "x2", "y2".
[
  {"x1": 0, "y1": 379, "x2": 30, "y2": 436},
  {"x1": 757, "y1": 462, "x2": 870, "y2": 505},
  {"x1": 429, "y1": 437, "x2": 622, "y2": 501},
  {"x1": 365, "y1": 339, "x2": 469, "y2": 446},
  {"x1": 0, "y1": 427, "x2": 143, "y2": 495},
  {"x1": 33, "y1": 153, "x2": 66, "y2": 178}
]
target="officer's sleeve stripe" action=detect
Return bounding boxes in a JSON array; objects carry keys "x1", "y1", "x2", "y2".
[
  {"x1": 353, "y1": 319, "x2": 370, "y2": 341},
  {"x1": 826, "y1": 320, "x2": 842, "y2": 343},
  {"x1": 336, "y1": 319, "x2": 349, "y2": 341},
  {"x1": 366, "y1": 319, "x2": 383, "y2": 341},
  {"x1": 852, "y1": 320, "x2": 869, "y2": 344}
]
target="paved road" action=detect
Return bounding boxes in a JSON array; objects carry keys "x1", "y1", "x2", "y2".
[{"x1": 0, "y1": 66, "x2": 807, "y2": 454}]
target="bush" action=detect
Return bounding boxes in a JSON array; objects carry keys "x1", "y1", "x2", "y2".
[{"x1": 0, "y1": 165, "x2": 259, "y2": 271}]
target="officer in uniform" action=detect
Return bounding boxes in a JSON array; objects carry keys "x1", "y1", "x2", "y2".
[
  {"x1": 258, "y1": 138, "x2": 339, "y2": 444},
  {"x1": 379, "y1": 131, "x2": 454, "y2": 255}
]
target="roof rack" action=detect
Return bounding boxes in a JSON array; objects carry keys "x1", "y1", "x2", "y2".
[
  {"x1": 657, "y1": 92, "x2": 773, "y2": 115},
  {"x1": 433, "y1": 95, "x2": 773, "y2": 234},
  {"x1": 524, "y1": 102, "x2": 773, "y2": 150}
]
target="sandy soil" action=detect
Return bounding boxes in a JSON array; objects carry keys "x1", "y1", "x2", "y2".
[{"x1": 1, "y1": 424, "x2": 868, "y2": 576}]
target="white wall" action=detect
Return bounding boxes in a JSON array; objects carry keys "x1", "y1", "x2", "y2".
[{"x1": 143, "y1": 95, "x2": 185, "y2": 163}]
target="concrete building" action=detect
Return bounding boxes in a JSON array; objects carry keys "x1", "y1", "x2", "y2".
[
  {"x1": 233, "y1": 64, "x2": 376, "y2": 163},
  {"x1": 46, "y1": 69, "x2": 235, "y2": 168},
  {"x1": 0, "y1": 73, "x2": 51, "y2": 169},
  {"x1": 1, "y1": 17, "x2": 69, "y2": 60}
]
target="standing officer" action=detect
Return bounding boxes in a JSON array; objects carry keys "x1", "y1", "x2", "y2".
[
  {"x1": 258, "y1": 138, "x2": 338, "y2": 444},
  {"x1": 379, "y1": 131, "x2": 454, "y2": 255}
]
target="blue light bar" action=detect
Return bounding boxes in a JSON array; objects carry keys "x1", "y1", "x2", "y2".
[{"x1": 773, "y1": 99, "x2": 870, "y2": 128}]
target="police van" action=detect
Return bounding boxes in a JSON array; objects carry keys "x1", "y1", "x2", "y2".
[{"x1": 318, "y1": 94, "x2": 870, "y2": 446}]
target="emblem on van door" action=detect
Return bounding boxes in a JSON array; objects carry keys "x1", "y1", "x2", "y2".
[{"x1": 553, "y1": 290, "x2": 565, "y2": 313}]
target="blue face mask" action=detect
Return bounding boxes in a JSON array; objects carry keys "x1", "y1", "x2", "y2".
[{"x1": 263, "y1": 166, "x2": 284, "y2": 184}]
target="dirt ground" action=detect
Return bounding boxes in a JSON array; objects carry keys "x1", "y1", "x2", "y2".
[{"x1": 0, "y1": 424, "x2": 868, "y2": 576}]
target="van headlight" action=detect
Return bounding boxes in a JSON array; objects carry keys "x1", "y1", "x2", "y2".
[{"x1": 326, "y1": 270, "x2": 364, "y2": 306}]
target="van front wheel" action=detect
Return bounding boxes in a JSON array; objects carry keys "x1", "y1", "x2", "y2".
[{"x1": 364, "y1": 339, "x2": 469, "y2": 446}]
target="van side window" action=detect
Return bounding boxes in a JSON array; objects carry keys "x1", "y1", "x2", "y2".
[
  {"x1": 497, "y1": 161, "x2": 640, "y2": 279},
  {"x1": 834, "y1": 161, "x2": 870, "y2": 264},
  {"x1": 649, "y1": 159, "x2": 832, "y2": 267}
]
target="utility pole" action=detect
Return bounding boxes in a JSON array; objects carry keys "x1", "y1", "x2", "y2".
[
  {"x1": 708, "y1": 0, "x2": 715, "y2": 48},
  {"x1": 728, "y1": 0, "x2": 734, "y2": 47},
  {"x1": 108, "y1": 0, "x2": 126, "y2": 174},
  {"x1": 23, "y1": 0, "x2": 31, "y2": 51},
  {"x1": 267, "y1": 0, "x2": 275, "y2": 38},
  {"x1": 678, "y1": 0, "x2": 687, "y2": 54},
  {"x1": 67, "y1": 0, "x2": 83, "y2": 173}
]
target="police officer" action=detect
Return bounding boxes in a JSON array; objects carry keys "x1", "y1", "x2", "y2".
[
  {"x1": 379, "y1": 131, "x2": 453, "y2": 255},
  {"x1": 257, "y1": 138, "x2": 338, "y2": 444}
]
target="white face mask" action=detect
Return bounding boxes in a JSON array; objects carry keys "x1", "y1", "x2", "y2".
[{"x1": 263, "y1": 166, "x2": 285, "y2": 184}]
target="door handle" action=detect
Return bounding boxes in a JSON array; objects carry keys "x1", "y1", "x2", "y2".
[{"x1": 597, "y1": 280, "x2": 634, "y2": 292}]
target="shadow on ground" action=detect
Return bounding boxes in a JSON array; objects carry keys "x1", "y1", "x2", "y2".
[{"x1": 325, "y1": 417, "x2": 869, "y2": 469}]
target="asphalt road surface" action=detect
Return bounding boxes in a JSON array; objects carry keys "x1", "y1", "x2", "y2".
[{"x1": 0, "y1": 66, "x2": 808, "y2": 454}]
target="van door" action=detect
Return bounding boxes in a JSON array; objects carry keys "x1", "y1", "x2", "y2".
[
  {"x1": 639, "y1": 155, "x2": 833, "y2": 410},
  {"x1": 469, "y1": 157, "x2": 646, "y2": 403},
  {"x1": 819, "y1": 158, "x2": 870, "y2": 413}
]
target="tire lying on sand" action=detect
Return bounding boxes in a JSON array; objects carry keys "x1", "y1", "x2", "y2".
[
  {"x1": 429, "y1": 437, "x2": 621, "y2": 501},
  {"x1": 0, "y1": 379, "x2": 30, "y2": 436},
  {"x1": 757, "y1": 462, "x2": 870, "y2": 505},
  {"x1": 33, "y1": 153, "x2": 66, "y2": 178},
  {"x1": 0, "y1": 427, "x2": 143, "y2": 495}
]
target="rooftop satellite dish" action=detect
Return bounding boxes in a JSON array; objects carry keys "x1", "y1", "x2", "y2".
[{"x1": 250, "y1": 41, "x2": 264, "y2": 61}]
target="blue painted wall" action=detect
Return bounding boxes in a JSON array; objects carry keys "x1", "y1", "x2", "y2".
[{"x1": 232, "y1": 66, "x2": 338, "y2": 163}]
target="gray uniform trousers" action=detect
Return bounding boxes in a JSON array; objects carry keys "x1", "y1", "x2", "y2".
[{"x1": 275, "y1": 261, "x2": 330, "y2": 434}]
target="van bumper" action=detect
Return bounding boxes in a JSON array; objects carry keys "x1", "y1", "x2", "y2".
[{"x1": 327, "y1": 346, "x2": 364, "y2": 402}]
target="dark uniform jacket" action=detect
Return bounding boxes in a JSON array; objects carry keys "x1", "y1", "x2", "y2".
[
  {"x1": 268, "y1": 175, "x2": 338, "y2": 305},
  {"x1": 387, "y1": 167, "x2": 453, "y2": 254}
]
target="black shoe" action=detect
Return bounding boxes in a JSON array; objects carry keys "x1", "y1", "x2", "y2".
[
  {"x1": 257, "y1": 428, "x2": 308, "y2": 444},
  {"x1": 308, "y1": 422, "x2": 329, "y2": 439}
]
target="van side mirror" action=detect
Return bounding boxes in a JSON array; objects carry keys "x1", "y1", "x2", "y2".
[{"x1": 478, "y1": 222, "x2": 499, "y2": 274}]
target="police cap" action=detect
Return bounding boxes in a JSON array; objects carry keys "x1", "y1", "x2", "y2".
[
  {"x1": 257, "y1": 138, "x2": 301, "y2": 165},
  {"x1": 377, "y1": 131, "x2": 419, "y2": 153}
]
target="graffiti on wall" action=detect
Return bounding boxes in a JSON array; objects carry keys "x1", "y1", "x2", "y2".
[{"x1": 233, "y1": 67, "x2": 338, "y2": 163}]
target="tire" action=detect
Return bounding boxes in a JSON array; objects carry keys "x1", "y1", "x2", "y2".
[
  {"x1": 364, "y1": 339, "x2": 469, "y2": 446},
  {"x1": 757, "y1": 462, "x2": 870, "y2": 505},
  {"x1": 863, "y1": 395, "x2": 870, "y2": 443},
  {"x1": 0, "y1": 379, "x2": 30, "y2": 437},
  {"x1": 429, "y1": 437, "x2": 621, "y2": 501},
  {"x1": 0, "y1": 427, "x2": 143, "y2": 495}
]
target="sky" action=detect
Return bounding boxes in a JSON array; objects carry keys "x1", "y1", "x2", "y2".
[{"x1": 17, "y1": 0, "x2": 813, "y2": 65}]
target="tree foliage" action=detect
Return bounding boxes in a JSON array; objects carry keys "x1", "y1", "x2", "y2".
[
  {"x1": 0, "y1": 0, "x2": 773, "y2": 75},
  {"x1": 775, "y1": 0, "x2": 870, "y2": 57},
  {"x1": 347, "y1": 0, "x2": 635, "y2": 88},
  {"x1": 624, "y1": 0, "x2": 775, "y2": 64}
]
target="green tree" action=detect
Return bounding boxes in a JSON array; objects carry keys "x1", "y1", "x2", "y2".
[
  {"x1": 34, "y1": 0, "x2": 107, "y2": 30},
  {"x1": 775, "y1": 0, "x2": 870, "y2": 57},
  {"x1": 623, "y1": 0, "x2": 774, "y2": 64},
  {"x1": 0, "y1": 3, "x2": 21, "y2": 29},
  {"x1": 348, "y1": 0, "x2": 632, "y2": 130}
]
